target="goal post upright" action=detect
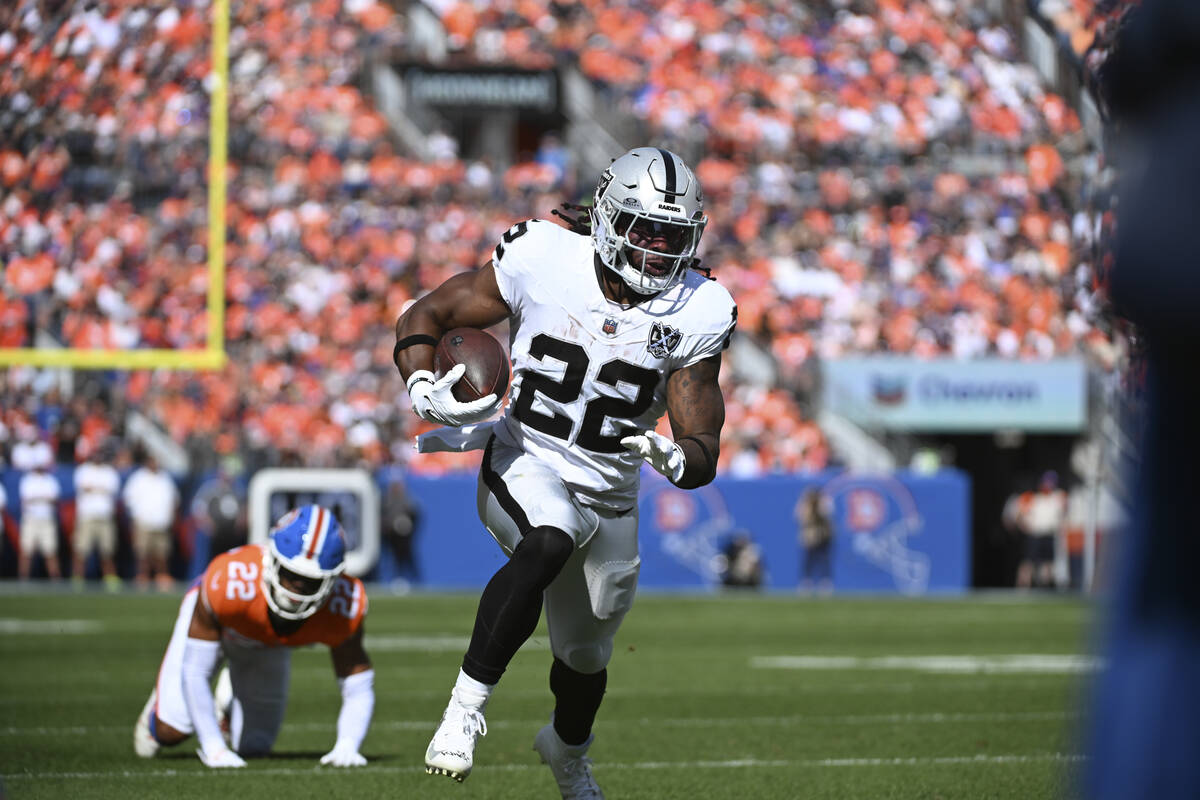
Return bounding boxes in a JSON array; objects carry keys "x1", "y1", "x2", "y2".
[
  {"x1": 206, "y1": 0, "x2": 229, "y2": 364},
  {"x1": 0, "y1": 0, "x2": 229, "y2": 371}
]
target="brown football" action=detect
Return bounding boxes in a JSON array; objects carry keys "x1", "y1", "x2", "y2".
[{"x1": 433, "y1": 328, "x2": 511, "y2": 404}]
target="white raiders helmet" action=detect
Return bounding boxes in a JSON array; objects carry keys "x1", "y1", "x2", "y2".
[{"x1": 591, "y1": 147, "x2": 707, "y2": 295}]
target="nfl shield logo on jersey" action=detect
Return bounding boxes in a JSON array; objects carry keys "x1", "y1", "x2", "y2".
[
  {"x1": 647, "y1": 322, "x2": 682, "y2": 358},
  {"x1": 602, "y1": 317, "x2": 619, "y2": 336}
]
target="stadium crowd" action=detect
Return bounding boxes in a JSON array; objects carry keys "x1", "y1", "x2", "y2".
[{"x1": 1, "y1": 0, "x2": 1120, "y2": 492}]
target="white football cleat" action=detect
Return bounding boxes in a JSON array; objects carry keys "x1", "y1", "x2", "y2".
[
  {"x1": 133, "y1": 690, "x2": 159, "y2": 758},
  {"x1": 424, "y1": 697, "x2": 487, "y2": 782},
  {"x1": 533, "y1": 723, "x2": 605, "y2": 799}
]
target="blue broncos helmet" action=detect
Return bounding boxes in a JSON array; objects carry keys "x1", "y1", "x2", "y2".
[{"x1": 263, "y1": 504, "x2": 347, "y2": 621}]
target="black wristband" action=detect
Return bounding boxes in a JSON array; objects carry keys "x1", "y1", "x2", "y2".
[
  {"x1": 674, "y1": 435, "x2": 717, "y2": 488},
  {"x1": 393, "y1": 334, "x2": 439, "y2": 366},
  {"x1": 676, "y1": 435, "x2": 715, "y2": 472}
]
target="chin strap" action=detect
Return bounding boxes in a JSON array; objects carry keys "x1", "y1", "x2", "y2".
[{"x1": 689, "y1": 259, "x2": 713, "y2": 279}]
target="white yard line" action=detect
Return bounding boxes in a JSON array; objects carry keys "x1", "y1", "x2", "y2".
[
  {"x1": 364, "y1": 634, "x2": 549, "y2": 652},
  {"x1": 271, "y1": 679, "x2": 1073, "y2": 702},
  {"x1": 0, "y1": 678, "x2": 1068, "y2": 709},
  {"x1": 363, "y1": 635, "x2": 471, "y2": 651},
  {"x1": 0, "y1": 618, "x2": 104, "y2": 634},
  {"x1": 0, "y1": 710, "x2": 1077, "y2": 737},
  {"x1": 1, "y1": 752, "x2": 1085, "y2": 780},
  {"x1": 752, "y1": 654, "x2": 1102, "y2": 674}
]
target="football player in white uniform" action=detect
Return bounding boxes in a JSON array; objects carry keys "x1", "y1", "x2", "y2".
[{"x1": 394, "y1": 147, "x2": 736, "y2": 799}]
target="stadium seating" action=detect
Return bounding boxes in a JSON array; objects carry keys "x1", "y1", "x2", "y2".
[{"x1": 0, "y1": 0, "x2": 1122, "y2": 477}]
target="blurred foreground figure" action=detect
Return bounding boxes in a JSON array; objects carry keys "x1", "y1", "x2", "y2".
[
  {"x1": 122, "y1": 452, "x2": 179, "y2": 590},
  {"x1": 133, "y1": 505, "x2": 373, "y2": 768},
  {"x1": 796, "y1": 488, "x2": 834, "y2": 594},
  {"x1": 1009, "y1": 471, "x2": 1067, "y2": 590},
  {"x1": 1087, "y1": 2, "x2": 1200, "y2": 796},
  {"x1": 18, "y1": 452, "x2": 61, "y2": 580},
  {"x1": 71, "y1": 443, "x2": 122, "y2": 589}
]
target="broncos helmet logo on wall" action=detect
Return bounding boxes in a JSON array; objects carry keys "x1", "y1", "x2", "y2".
[
  {"x1": 821, "y1": 473, "x2": 930, "y2": 594},
  {"x1": 644, "y1": 476, "x2": 736, "y2": 584}
]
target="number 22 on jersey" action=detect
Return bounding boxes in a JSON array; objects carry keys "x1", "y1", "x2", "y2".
[
  {"x1": 328, "y1": 578, "x2": 360, "y2": 619},
  {"x1": 514, "y1": 333, "x2": 659, "y2": 454},
  {"x1": 227, "y1": 561, "x2": 258, "y2": 601}
]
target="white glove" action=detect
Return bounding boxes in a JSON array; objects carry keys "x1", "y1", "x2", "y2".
[
  {"x1": 320, "y1": 742, "x2": 368, "y2": 767},
  {"x1": 407, "y1": 364, "x2": 500, "y2": 427},
  {"x1": 620, "y1": 431, "x2": 686, "y2": 484},
  {"x1": 197, "y1": 746, "x2": 246, "y2": 768}
]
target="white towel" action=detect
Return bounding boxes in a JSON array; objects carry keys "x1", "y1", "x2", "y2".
[{"x1": 415, "y1": 422, "x2": 495, "y2": 454}]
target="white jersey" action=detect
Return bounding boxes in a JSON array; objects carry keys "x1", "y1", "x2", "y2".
[
  {"x1": 122, "y1": 468, "x2": 179, "y2": 528},
  {"x1": 490, "y1": 219, "x2": 736, "y2": 510},
  {"x1": 74, "y1": 462, "x2": 120, "y2": 519},
  {"x1": 19, "y1": 471, "x2": 60, "y2": 520}
]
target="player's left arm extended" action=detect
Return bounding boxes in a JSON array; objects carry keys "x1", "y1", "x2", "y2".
[
  {"x1": 622, "y1": 354, "x2": 725, "y2": 490},
  {"x1": 181, "y1": 593, "x2": 245, "y2": 768},
  {"x1": 321, "y1": 626, "x2": 374, "y2": 767}
]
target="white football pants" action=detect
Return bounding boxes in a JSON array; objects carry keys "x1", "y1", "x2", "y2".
[{"x1": 477, "y1": 436, "x2": 641, "y2": 675}]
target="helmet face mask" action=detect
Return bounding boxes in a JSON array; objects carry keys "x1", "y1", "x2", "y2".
[
  {"x1": 276, "y1": 564, "x2": 324, "y2": 596},
  {"x1": 262, "y1": 505, "x2": 347, "y2": 621},
  {"x1": 592, "y1": 147, "x2": 707, "y2": 296}
]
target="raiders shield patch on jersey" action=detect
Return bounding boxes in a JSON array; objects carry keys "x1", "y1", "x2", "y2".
[{"x1": 647, "y1": 322, "x2": 682, "y2": 358}]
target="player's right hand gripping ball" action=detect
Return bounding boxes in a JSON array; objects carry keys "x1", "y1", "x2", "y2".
[
  {"x1": 407, "y1": 329, "x2": 509, "y2": 427},
  {"x1": 434, "y1": 328, "x2": 510, "y2": 403}
]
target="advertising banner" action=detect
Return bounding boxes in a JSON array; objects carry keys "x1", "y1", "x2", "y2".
[
  {"x1": 404, "y1": 65, "x2": 559, "y2": 112},
  {"x1": 401, "y1": 469, "x2": 971, "y2": 594},
  {"x1": 0, "y1": 465, "x2": 969, "y2": 594},
  {"x1": 822, "y1": 357, "x2": 1087, "y2": 432}
]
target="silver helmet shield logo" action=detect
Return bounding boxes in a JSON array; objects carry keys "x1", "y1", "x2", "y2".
[{"x1": 591, "y1": 147, "x2": 707, "y2": 295}]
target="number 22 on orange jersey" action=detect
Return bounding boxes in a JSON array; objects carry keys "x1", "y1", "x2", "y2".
[
  {"x1": 328, "y1": 578, "x2": 360, "y2": 619},
  {"x1": 227, "y1": 561, "x2": 258, "y2": 601}
]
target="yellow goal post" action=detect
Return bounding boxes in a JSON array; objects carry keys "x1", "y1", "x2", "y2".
[{"x1": 0, "y1": 0, "x2": 229, "y2": 371}]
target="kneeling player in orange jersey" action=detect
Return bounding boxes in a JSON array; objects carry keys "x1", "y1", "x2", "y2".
[{"x1": 133, "y1": 505, "x2": 373, "y2": 768}]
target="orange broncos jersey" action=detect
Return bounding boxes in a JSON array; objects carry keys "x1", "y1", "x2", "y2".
[{"x1": 201, "y1": 544, "x2": 367, "y2": 648}]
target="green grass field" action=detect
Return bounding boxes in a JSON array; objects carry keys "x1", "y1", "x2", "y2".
[{"x1": 0, "y1": 591, "x2": 1094, "y2": 799}]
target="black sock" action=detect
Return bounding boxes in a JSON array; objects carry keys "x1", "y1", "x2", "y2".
[
  {"x1": 462, "y1": 526, "x2": 575, "y2": 685},
  {"x1": 550, "y1": 658, "x2": 607, "y2": 746}
]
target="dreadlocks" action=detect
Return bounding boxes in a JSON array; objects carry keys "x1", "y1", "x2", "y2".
[{"x1": 551, "y1": 202, "x2": 592, "y2": 235}]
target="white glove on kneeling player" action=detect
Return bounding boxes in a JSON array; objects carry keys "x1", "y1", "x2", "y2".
[
  {"x1": 197, "y1": 746, "x2": 246, "y2": 768},
  {"x1": 620, "y1": 430, "x2": 686, "y2": 484},
  {"x1": 407, "y1": 363, "x2": 499, "y2": 427},
  {"x1": 320, "y1": 741, "x2": 368, "y2": 767}
]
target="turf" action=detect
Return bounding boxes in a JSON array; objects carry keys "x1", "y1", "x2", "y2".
[{"x1": 0, "y1": 590, "x2": 1094, "y2": 799}]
